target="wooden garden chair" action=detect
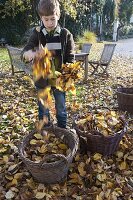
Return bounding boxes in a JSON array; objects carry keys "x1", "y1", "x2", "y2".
[
  {"x1": 89, "y1": 43, "x2": 116, "y2": 76},
  {"x1": 75, "y1": 43, "x2": 92, "y2": 81}
]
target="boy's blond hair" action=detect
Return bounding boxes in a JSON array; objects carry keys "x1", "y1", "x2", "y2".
[{"x1": 38, "y1": 0, "x2": 60, "y2": 17}]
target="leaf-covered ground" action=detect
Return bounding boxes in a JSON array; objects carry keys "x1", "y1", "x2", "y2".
[{"x1": 0, "y1": 46, "x2": 133, "y2": 200}]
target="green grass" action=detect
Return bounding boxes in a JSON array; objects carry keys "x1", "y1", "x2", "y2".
[
  {"x1": 0, "y1": 47, "x2": 10, "y2": 73},
  {"x1": 67, "y1": 84, "x2": 85, "y2": 103},
  {"x1": 0, "y1": 47, "x2": 9, "y2": 61}
]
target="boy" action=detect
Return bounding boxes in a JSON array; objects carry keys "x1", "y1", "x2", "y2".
[{"x1": 22, "y1": 0, "x2": 75, "y2": 128}]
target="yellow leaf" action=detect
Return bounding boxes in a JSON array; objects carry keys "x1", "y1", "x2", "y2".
[
  {"x1": 34, "y1": 133, "x2": 43, "y2": 140},
  {"x1": 30, "y1": 139, "x2": 38, "y2": 145},
  {"x1": 0, "y1": 147, "x2": 7, "y2": 153},
  {"x1": 114, "y1": 188, "x2": 122, "y2": 195},
  {"x1": 78, "y1": 162, "x2": 86, "y2": 177},
  {"x1": 107, "y1": 181, "x2": 113, "y2": 188},
  {"x1": 0, "y1": 138, "x2": 6, "y2": 144},
  {"x1": 38, "y1": 144, "x2": 47, "y2": 153},
  {"x1": 5, "y1": 175, "x2": 13, "y2": 181},
  {"x1": 3, "y1": 155, "x2": 9, "y2": 163},
  {"x1": 116, "y1": 151, "x2": 124, "y2": 158},
  {"x1": 75, "y1": 154, "x2": 80, "y2": 161},
  {"x1": 97, "y1": 173, "x2": 107, "y2": 182},
  {"x1": 69, "y1": 173, "x2": 83, "y2": 184},
  {"x1": 35, "y1": 192, "x2": 46, "y2": 199},
  {"x1": 86, "y1": 158, "x2": 91, "y2": 164},
  {"x1": 69, "y1": 84, "x2": 76, "y2": 95},
  {"x1": 93, "y1": 153, "x2": 102, "y2": 160},
  {"x1": 77, "y1": 118, "x2": 87, "y2": 125},
  {"x1": 118, "y1": 161, "x2": 127, "y2": 170},
  {"x1": 105, "y1": 189, "x2": 111, "y2": 198},
  {"x1": 26, "y1": 178, "x2": 36, "y2": 189},
  {"x1": 95, "y1": 114, "x2": 104, "y2": 120},
  {"x1": 124, "y1": 153, "x2": 129, "y2": 161},
  {"x1": 99, "y1": 191, "x2": 104, "y2": 198},
  {"x1": 55, "y1": 70, "x2": 61, "y2": 77},
  {"x1": 108, "y1": 117, "x2": 119, "y2": 126},
  {"x1": 96, "y1": 195, "x2": 103, "y2": 200},
  {"x1": 14, "y1": 173, "x2": 23, "y2": 180},
  {"x1": 11, "y1": 178, "x2": 18, "y2": 186},
  {"x1": 23, "y1": 76, "x2": 34, "y2": 85},
  {"x1": 58, "y1": 143, "x2": 67, "y2": 150},
  {"x1": 66, "y1": 148, "x2": 71, "y2": 155},
  {"x1": 6, "y1": 179, "x2": 18, "y2": 188},
  {"x1": 98, "y1": 121, "x2": 108, "y2": 129},
  {"x1": 111, "y1": 191, "x2": 119, "y2": 200},
  {"x1": 127, "y1": 155, "x2": 133, "y2": 160},
  {"x1": 110, "y1": 111, "x2": 116, "y2": 116}
]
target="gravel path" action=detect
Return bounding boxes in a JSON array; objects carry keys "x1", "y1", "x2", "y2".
[{"x1": 114, "y1": 38, "x2": 133, "y2": 57}]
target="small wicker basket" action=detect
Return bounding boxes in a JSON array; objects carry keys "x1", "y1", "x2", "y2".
[
  {"x1": 117, "y1": 87, "x2": 133, "y2": 114},
  {"x1": 18, "y1": 126, "x2": 79, "y2": 184},
  {"x1": 74, "y1": 121, "x2": 127, "y2": 156}
]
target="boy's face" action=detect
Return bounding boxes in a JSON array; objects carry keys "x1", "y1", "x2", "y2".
[{"x1": 41, "y1": 13, "x2": 60, "y2": 32}]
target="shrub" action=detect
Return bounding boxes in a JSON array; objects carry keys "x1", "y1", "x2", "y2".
[{"x1": 76, "y1": 30, "x2": 97, "y2": 49}]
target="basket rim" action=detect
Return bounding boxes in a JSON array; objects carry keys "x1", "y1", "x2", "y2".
[
  {"x1": 117, "y1": 87, "x2": 133, "y2": 96},
  {"x1": 74, "y1": 122, "x2": 127, "y2": 139},
  {"x1": 18, "y1": 126, "x2": 79, "y2": 166}
]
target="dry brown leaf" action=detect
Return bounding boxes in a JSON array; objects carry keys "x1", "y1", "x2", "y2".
[
  {"x1": 93, "y1": 153, "x2": 102, "y2": 161},
  {"x1": 35, "y1": 192, "x2": 46, "y2": 199},
  {"x1": 78, "y1": 162, "x2": 86, "y2": 177},
  {"x1": 118, "y1": 161, "x2": 127, "y2": 170}
]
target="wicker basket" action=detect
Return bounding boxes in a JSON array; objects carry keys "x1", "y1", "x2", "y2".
[
  {"x1": 117, "y1": 87, "x2": 133, "y2": 114},
  {"x1": 74, "y1": 124, "x2": 127, "y2": 156},
  {"x1": 18, "y1": 126, "x2": 79, "y2": 184}
]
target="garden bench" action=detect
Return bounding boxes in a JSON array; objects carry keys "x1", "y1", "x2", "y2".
[{"x1": 6, "y1": 45, "x2": 32, "y2": 75}]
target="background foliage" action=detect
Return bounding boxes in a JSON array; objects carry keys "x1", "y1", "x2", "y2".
[{"x1": 0, "y1": 0, "x2": 133, "y2": 45}]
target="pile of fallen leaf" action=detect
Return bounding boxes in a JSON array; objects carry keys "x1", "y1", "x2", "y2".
[
  {"x1": 75, "y1": 110, "x2": 125, "y2": 136},
  {"x1": 25, "y1": 131, "x2": 70, "y2": 162}
]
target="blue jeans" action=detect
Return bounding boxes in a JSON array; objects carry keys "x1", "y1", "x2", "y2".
[{"x1": 38, "y1": 87, "x2": 67, "y2": 128}]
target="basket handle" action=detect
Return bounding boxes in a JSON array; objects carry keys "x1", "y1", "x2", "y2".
[
  {"x1": 117, "y1": 84, "x2": 123, "y2": 88},
  {"x1": 74, "y1": 126, "x2": 87, "y2": 138},
  {"x1": 41, "y1": 154, "x2": 68, "y2": 166}
]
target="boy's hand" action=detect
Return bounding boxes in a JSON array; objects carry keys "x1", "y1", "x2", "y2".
[{"x1": 23, "y1": 50, "x2": 36, "y2": 62}]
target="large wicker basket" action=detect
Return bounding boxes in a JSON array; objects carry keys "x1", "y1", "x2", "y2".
[
  {"x1": 74, "y1": 123, "x2": 127, "y2": 156},
  {"x1": 18, "y1": 126, "x2": 79, "y2": 184},
  {"x1": 117, "y1": 87, "x2": 133, "y2": 114}
]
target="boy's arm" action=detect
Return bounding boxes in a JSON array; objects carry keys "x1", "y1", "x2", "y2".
[
  {"x1": 21, "y1": 28, "x2": 39, "y2": 60},
  {"x1": 64, "y1": 32, "x2": 75, "y2": 63}
]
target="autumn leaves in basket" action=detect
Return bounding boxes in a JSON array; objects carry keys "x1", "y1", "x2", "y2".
[{"x1": 32, "y1": 46, "x2": 81, "y2": 108}]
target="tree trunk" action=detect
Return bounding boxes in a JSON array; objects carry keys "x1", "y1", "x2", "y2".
[
  {"x1": 99, "y1": 14, "x2": 103, "y2": 41},
  {"x1": 113, "y1": 19, "x2": 119, "y2": 41},
  {"x1": 62, "y1": 12, "x2": 66, "y2": 28}
]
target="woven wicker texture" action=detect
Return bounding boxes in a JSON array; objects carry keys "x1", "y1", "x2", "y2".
[
  {"x1": 117, "y1": 87, "x2": 133, "y2": 114},
  {"x1": 18, "y1": 126, "x2": 79, "y2": 184},
  {"x1": 74, "y1": 123, "x2": 127, "y2": 156}
]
